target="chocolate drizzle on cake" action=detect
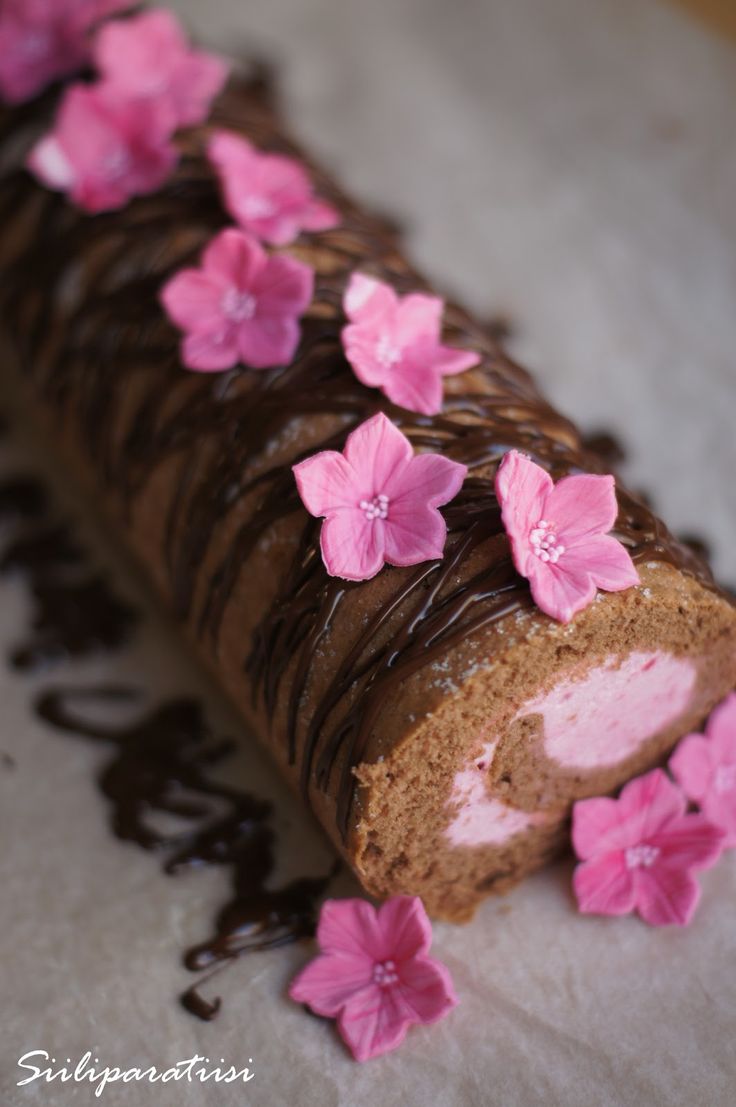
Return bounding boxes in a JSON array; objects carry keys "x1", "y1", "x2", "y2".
[{"x1": 0, "y1": 77, "x2": 721, "y2": 841}]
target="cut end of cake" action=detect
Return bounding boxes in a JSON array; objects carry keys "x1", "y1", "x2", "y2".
[{"x1": 350, "y1": 564, "x2": 736, "y2": 922}]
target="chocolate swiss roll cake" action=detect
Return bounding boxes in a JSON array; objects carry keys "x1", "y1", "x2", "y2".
[{"x1": 1, "y1": 69, "x2": 734, "y2": 923}]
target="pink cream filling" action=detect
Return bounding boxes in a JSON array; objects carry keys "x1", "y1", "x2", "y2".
[{"x1": 446, "y1": 650, "x2": 696, "y2": 848}]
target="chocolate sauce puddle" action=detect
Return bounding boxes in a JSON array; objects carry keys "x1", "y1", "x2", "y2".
[{"x1": 34, "y1": 685, "x2": 337, "y2": 1019}]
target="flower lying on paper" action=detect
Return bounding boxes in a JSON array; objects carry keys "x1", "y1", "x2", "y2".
[
  {"x1": 572, "y1": 768, "x2": 725, "y2": 927},
  {"x1": 93, "y1": 8, "x2": 229, "y2": 130},
  {"x1": 160, "y1": 227, "x2": 314, "y2": 371},
  {"x1": 27, "y1": 83, "x2": 178, "y2": 213},
  {"x1": 0, "y1": 0, "x2": 132, "y2": 104},
  {"x1": 292, "y1": 412, "x2": 467, "y2": 582},
  {"x1": 670, "y1": 692, "x2": 736, "y2": 847},
  {"x1": 341, "y1": 273, "x2": 480, "y2": 416},
  {"x1": 289, "y1": 896, "x2": 457, "y2": 1062},
  {"x1": 494, "y1": 450, "x2": 639, "y2": 623},
  {"x1": 207, "y1": 130, "x2": 340, "y2": 246}
]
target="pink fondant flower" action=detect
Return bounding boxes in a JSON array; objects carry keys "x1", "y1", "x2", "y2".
[
  {"x1": 341, "y1": 274, "x2": 481, "y2": 416},
  {"x1": 93, "y1": 9, "x2": 229, "y2": 130},
  {"x1": 160, "y1": 227, "x2": 314, "y2": 372},
  {"x1": 670, "y1": 693, "x2": 736, "y2": 847},
  {"x1": 572, "y1": 768, "x2": 725, "y2": 927},
  {"x1": 289, "y1": 896, "x2": 457, "y2": 1062},
  {"x1": 0, "y1": 0, "x2": 132, "y2": 104},
  {"x1": 494, "y1": 449, "x2": 639, "y2": 623},
  {"x1": 27, "y1": 82, "x2": 177, "y2": 213},
  {"x1": 292, "y1": 412, "x2": 467, "y2": 582},
  {"x1": 207, "y1": 130, "x2": 340, "y2": 246}
]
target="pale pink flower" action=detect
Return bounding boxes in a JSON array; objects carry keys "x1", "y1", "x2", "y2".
[
  {"x1": 160, "y1": 227, "x2": 314, "y2": 372},
  {"x1": 670, "y1": 693, "x2": 736, "y2": 847},
  {"x1": 0, "y1": 0, "x2": 132, "y2": 104},
  {"x1": 207, "y1": 129, "x2": 340, "y2": 247},
  {"x1": 289, "y1": 896, "x2": 458, "y2": 1062},
  {"x1": 292, "y1": 412, "x2": 467, "y2": 582},
  {"x1": 93, "y1": 9, "x2": 229, "y2": 130},
  {"x1": 494, "y1": 449, "x2": 639, "y2": 623},
  {"x1": 572, "y1": 768, "x2": 725, "y2": 927},
  {"x1": 341, "y1": 273, "x2": 481, "y2": 416},
  {"x1": 27, "y1": 82, "x2": 177, "y2": 213}
]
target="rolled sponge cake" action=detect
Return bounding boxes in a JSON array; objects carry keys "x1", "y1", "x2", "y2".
[{"x1": 1, "y1": 75, "x2": 734, "y2": 921}]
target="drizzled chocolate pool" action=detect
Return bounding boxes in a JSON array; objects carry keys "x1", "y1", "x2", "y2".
[{"x1": 1, "y1": 70, "x2": 734, "y2": 920}]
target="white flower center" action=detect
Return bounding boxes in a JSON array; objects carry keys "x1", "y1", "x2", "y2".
[
  {"x1": 529, "y1": 519, "x2": 566, "y2": 564},
  {"x1": 372, "y1": 959, "x2": 399, "y2": 987},
  {"x1": 714, "y1": 764, "x2": 736, "y2": 794},
  {"x1": 240, "y1": 194, "x2": 277, "y2": 220},
  {"x1": 375, "y1": 334, "x2": 402, "y2": 368},
  {"x1": 101, "y1": 148, "x2": 131, "y2": 181},
  {"x1": 625, "y1": 843, "x2": 660, "y2": 869},
  {"x1": 359, "y1": 493, "x2": 389, "y2": 521},
  {"x1": 222, "y1": 287, "x2": 257, "y2": 323}
]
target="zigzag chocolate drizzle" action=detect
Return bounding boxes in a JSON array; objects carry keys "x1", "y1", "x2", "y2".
[{"x1": 0, "y1": 73, "x2": 718, "y2": 840}]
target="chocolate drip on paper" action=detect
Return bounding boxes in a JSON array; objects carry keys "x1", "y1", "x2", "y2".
[
  {"x1": 0, "y1": 76, "x2": 721, "y2": 842},
  {"x1": 0, "y1": 475, "x2": 136, "y2": 670},
  {"x1": 34, "y1": 685, "x2": 336, "y2": 1020}
]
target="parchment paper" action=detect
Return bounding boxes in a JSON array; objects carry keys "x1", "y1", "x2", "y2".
[{"x1": 2, "y1": 1, "x2": 735, "y2": 1104}]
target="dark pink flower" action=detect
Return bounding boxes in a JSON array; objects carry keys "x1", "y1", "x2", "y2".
[
  {"x1": 0, "y1": 0, "x2": 132, "y2": 104},
  {"x1": 341, "y1": 273, "x2": 481, "y2": 416},
  {"x1": 495, "y1": 449, "x2": 639, "y2": 623},
  {"x1": 289, "y1": 896, "x2": 458, "y2": 1062},
  {"x1": 160, "y1": 227, "x2": 314, "y2": 372},
  {"x1": 572, "y1": 768, "x2": 725, "y2": 927},
  {"x1": 670, "y1": 692, "x2": 736, "y2": 847},
  {"x1": 293, "y1": 412, "x2": 467, "y2": 581},
  {"x1": 93, "y1": 8, "x2": 229, "y2": 129},
  {"x1": 207, "y1": 129, "x2": 340, "y2": 246},
  {"x1": 27, "y1": 82, "x2": 177, "y2": 213}
]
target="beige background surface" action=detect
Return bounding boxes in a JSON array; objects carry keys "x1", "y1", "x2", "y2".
[{"x1": 2, "y1": 0, "x2": 735, "y2": 1104}]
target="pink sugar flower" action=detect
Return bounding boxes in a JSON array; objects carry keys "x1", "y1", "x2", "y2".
[
  {"x1": 494, "y1": 449, "x2": 639, "y2": 623},
  {"x1": 93, "y1": 9, "x2": 229, "y2": 130},
  {"x1": 289, "y1": 896, "x2": 458, "y2": 1062},
  {"x1": 0, "y1": 0, "x2": 132, "y2": 104},
  {"x1": 293, "y1": 412, "x2": 467, "y2": 582},
  {"x1": 670, "y1": 692, "x2": 736, "y2": 847},
  {"x1": 160, "y1": 227, "x2": 314, "y2": 372},
  {"x1": 27, "y1": 82, "x2": 177, "y2": 213},
  {"x1": 341, "y1": 273, "x2": 481, "y2": 416},
  {"x1": 572, "y1": 768, "x2": 725, "y2": 927},
  {"x1": 207, "y1": 130, "x2": 340, "y2": 246}
]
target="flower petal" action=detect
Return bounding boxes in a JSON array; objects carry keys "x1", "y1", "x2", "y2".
[
  {"x1": 376, "y1": 896, "x2": 433, "y2": 961},
  {"x1": 160, "y1": 270, "x2": 226, "y2": 333},
  {"x1": 320, "y1": 511, "x2": 386, "y2": 581},
  {"x1": 669, "y1": 733, "x2": 713, "y2": 803},
  {"x1": 546, "y1": 472, "x2": 618, "y2": 543},
  {"x1": 300, "y1": 197, "x2": 340, "y2": 232},
  {"x1": 316, "y1": 898, "x2": 385, "y2": 961},
  {"x1": 293, "y1": 450, "x2": 359, "y2": 517},
  {"x1": 495, "y1": 451, "x2": 553, "y2": 578},
  {"x1": 572, "y1": 795, "x2": 629, "y2": 859},
  {"x1": 252, "y1": 254, "x2": 314, "y2": 315},
  {"x1": 393, "y1": 292, "x2": 443, "y2": 346},
  {"x1": 202, "y1": 228, "x2": 265, "y2": 288},
  {"x1": 431, "y1": 344, "x2": 482, "y2": 377},
  {"x1": 616, "y1": 768, "x2": 686, "y2": 842},
  {"x1": 573, "y1": 854, "x2": 636, "y2": 917},
  {"x1": 650, "y1": 814, "x2": 725, "y2": 872},
  {"x1": 634, "y1": 866, "x2": 702, "y2": 927},
  {"x1": 237, "y1": 315, "x2": 301, "y2": 369},
  {"x1": 527, "y1": 558, "x2": 596, "y2": 624},
  {"x1": 338, "y1": 984, "x2": 412, "y2": 1062},
  {"x1": 706, "y1": 691, "x2": 736, "y2": 751},
  {"x1": 181, "y1": 330, "x2": 238, "y2": 372},
  {"x1": 561, "y1": 534, "x2": 640, "y2": 592},
  {"x1": 394, "y1": 955, "x2": 458, "y2": 1024},
  {"x1": 288, "y1": 952, "x2": 374, "y2": 1017},
  {"x1": 389, "y1": 451, "x2": 468, "y2": 511},
  {"x1": 343, "y1": 272, "x2": 396, "y2": 322},
  {"x1": 381, "y1": 357, "x2": 443, "y2": 416},
  {"x1": 342, "y1": 412, "x2": 413, "y2": 492}
]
